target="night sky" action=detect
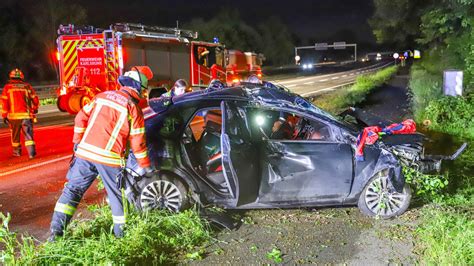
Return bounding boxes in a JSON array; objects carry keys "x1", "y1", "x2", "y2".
[{"x1": 75, "y1": 0, "x2": 375, "y2": 44}]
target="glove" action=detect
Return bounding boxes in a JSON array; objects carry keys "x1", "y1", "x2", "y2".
[{"x1": 3, "y1": 117, "x2": 8, "y2": 126}]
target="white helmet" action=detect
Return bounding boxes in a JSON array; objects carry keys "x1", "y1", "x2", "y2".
[{"x1": 123, "y1": 70, "x2": 148, "y2": 89}]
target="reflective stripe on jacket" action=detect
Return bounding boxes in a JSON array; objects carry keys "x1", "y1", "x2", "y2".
[
  {"x1": 73, "y1": 87, "x2": 151, "y2": 168},
  {"x1": 1, "y1": 80, "x2": 39, "y2": 120}
]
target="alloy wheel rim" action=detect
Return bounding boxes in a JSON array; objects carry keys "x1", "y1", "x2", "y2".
[
  {"x1": 140, "y1": 180, "x2": 182, "y2": 212},
  {"x1": 365, "y1": 175, "x2": 407, "y2": 216}
]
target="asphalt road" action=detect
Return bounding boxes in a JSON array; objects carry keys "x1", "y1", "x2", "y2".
[
  {"x1": 269, "y1": 61, "x2": 392, "y2": 97},
  {"x1": 0, "y1": 61, "x2": 390, "y2": 240}
]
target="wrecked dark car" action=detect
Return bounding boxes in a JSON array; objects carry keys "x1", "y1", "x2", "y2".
[{"x1": 124, "y1": 83, "x2": 465, "y2": 218}]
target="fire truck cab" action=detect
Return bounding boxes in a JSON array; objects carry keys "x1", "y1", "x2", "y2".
[
  {"x1": 56, "y1": 23, "x2": 227, "y2": 114},
  {"x1": 226, "y1": 50, "x2": 264, "y2": 84}
]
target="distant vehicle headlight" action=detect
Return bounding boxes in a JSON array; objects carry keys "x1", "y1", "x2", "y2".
[
  {"x1": 302, "y1": 64, "x2": 308, "y2": 69},
  {"x1": 307, "y1": 64, "x2": 313, "y2": 69}
]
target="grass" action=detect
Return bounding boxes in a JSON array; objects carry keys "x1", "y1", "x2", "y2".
[
  {"x1": 39, "y1": 97, "x2": 57, "y2": 106},
  {"x1": 311, "y1": 60, "x2": 473, "y2": 264},
  {"x1": 313, "y1": 65, "x2": 398, "y2": 113},
  {"x1": 415, "y1": 185, "x2": 474, "y2": 264},
  {"x1": 1, "y1": 204, "x2": 212, "y2": 265},
  {"x1": 409, "y1": 61, "x2": 473, "y2": 264}
]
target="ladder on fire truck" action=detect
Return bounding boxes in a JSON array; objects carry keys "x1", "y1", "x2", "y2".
[
  {"x1": 111, "y1": 23, "x2": 198, "y2": 39},
  {"x1": 104, "y1": 31, "x2": 119, "y2": 90}
]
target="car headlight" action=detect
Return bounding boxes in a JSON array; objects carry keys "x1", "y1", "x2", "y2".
[
  {"x1": 302, "y1": 64, "x2": 308, "y2": 69},
  {"x1": 307, "y1": 64, "x2": 313, "y2": 69}
]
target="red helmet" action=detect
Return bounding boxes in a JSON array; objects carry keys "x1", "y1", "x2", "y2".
[{"x1": 9, "y1": 68, "x2": 24, "y2": 80}]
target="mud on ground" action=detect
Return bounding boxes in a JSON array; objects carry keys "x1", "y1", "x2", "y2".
[{"x1": 190, "y1": 207, "x2": 420, "y2": 265}]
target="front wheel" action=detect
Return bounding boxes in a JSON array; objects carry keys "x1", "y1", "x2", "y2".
[
  {"x1": 358, "y1": 171, "x2": 411, "y2": 218},
  {"x1": 139, "y1": 175, "x2": 190, "y2": 212}
]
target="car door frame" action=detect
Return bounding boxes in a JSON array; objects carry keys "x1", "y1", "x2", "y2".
[{"x1": 220, "y1": 100, "x2": 260, "y2": 207}]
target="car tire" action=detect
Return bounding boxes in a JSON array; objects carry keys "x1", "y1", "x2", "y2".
[
  {"x1": 358, "y1": 170, "x2": 411, "y2": 219},
  {"x1": 138, "y1": 174, "x2": 191, "y2": 212}
]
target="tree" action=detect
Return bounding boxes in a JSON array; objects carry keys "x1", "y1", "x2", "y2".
[
  {"x1": 369, "y1": 0, "x2": 433, "y2": 49},
  {"x1": 0, "y1": 2, "x2": 34, "y2": 82},
  {"x1": 417, "y1": 0, "x2": 474, "y2": 87},
  {"x1": 186, "y1": 9, "x2": 262, "y2": 52},
  {"x1": 0, "y1": 0, "x2": 87, "y2": 83},
  {"x1": 28, "y1": 0, "x2": 87, "y2": 80},
  {"x1": 257, "y1": 16, "x2": 294, "y2": 65},
  {"x1": 185, "y1": 9, "x2": 294, "y2": 66}
]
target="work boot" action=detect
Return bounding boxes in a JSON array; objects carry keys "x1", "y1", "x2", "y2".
[
  {"x1": 12, "y1": 153, "x2": 21, "y2": 157},
  {"x1": 29, "y1": 154, "x2": 36, "y2": 159}
]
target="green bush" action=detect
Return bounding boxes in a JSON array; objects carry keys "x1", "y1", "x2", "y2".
[
  {"x1": 403, "y1": 167, "x2": 448, "y2": 202},
  {"x1": 423, "y1": 95, "x2": 474, "y2": 139},
  {"x1": 1, "y1": 205, "x2": 212, "y2": 265},
  {"x1": 39, "y1": 97, "x2": 57, "y2": 106}
]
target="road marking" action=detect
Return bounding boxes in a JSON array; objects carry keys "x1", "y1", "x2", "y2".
[
  {"x1": 301, "y1": 81, "x2": 357, "y2": 97},
  {"x1": 271, "y1": 61, "x2": 393, "y2": 87},
  {"x1": 276, "y1": 73, "x2": 335, "y2": 85},
  {"x1": 319, "y1": 79, "x2": 328, "y2": 82},
  {"x1": 331, "y1": 77, "x2": 339, "y2": 80},
  {"x1": 303, "y1": 81, "x2": 314, "y2": 85},
  {"x1": 0, "y1": 155, "x2": 71, "y2": 177}
]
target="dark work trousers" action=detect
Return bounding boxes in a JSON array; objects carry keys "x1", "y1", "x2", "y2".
[
  {"x1": 9, "y1": 119, "x2": 36, "y2": 157},
  {"x1": 50, "y1": 157, "x2": 125, "y2": 237}
]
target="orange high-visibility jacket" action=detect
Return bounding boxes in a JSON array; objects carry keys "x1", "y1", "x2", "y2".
[
  {"x1": 73, "y1": 87, "x2": 151, "y2": 168},
  {"x1": 1, "y1": 80, "x2": 39, "y2": 120}
]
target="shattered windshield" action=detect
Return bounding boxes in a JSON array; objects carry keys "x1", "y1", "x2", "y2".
[{"x1": 248, "y1": 83, "x2": 337, "y2": 120}]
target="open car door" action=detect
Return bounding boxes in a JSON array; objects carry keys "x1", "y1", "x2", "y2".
[{"x1": 220, "y1": 101, "x2": 260, "y2": 207}]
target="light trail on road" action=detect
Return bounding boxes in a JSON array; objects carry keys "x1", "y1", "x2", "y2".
[
  {"x1": 271, "y1": 62, "x2": 393, "y2": 97},
  {"x1": 0, "y1": 155, "x2": 71, "y2": 177}
]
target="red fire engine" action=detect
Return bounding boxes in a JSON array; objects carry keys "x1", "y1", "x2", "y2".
[
  {"x1": 226, "y1": 50, "x2": 264, "y2": 84},
  {"x1": 56, "y1": 23, "x2": 227, "y2": 114}
]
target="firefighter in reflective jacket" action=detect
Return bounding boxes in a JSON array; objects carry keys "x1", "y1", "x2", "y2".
[
  {"x1": 50, "y1": 66, "x2": 154, "y2": 239},
  {"x1": 1, "y1": 69, "x2": 39, "y2": 158}
]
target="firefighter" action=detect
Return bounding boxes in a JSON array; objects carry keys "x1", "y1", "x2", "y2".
[
  {"x1": 1, "y1": 68, "x2": 39, "y2": 158},
  {"x1": 49, "y1": 66, "x2": 155, "y2": 240},
  {"x1": 207, "y1": 79, "x2": 226, "y2": 90},
  {"x1": 162, "y1": 79, "x2": 190, "y2": 97}
]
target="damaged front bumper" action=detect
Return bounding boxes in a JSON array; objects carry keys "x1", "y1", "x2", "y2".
[{"x1": 392, "y1": 142, "x2": 467, "y2": 173}]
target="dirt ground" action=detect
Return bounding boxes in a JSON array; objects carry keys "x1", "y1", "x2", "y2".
[
  {"x1": 190, "y1": 207, "x2": 420, "y2": 265},
  {"x1": 189, "y1": 66, "x2": 419, "y2": 264}
]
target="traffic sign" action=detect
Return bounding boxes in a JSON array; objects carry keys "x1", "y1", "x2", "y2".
[
  {"x1": 334, "y1": 42, "x2": 346, "y2": 50},
  {"x1": 315, "y1": 43, "x2": 328, "y2": 50},
  {"x1": 414, "y1": 50, "x2": 421, "y2": 59}
]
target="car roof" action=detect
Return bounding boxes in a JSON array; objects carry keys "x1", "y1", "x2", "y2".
[{"x1": 148, "y1": 83, "x2": 338, "y2": 122}]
